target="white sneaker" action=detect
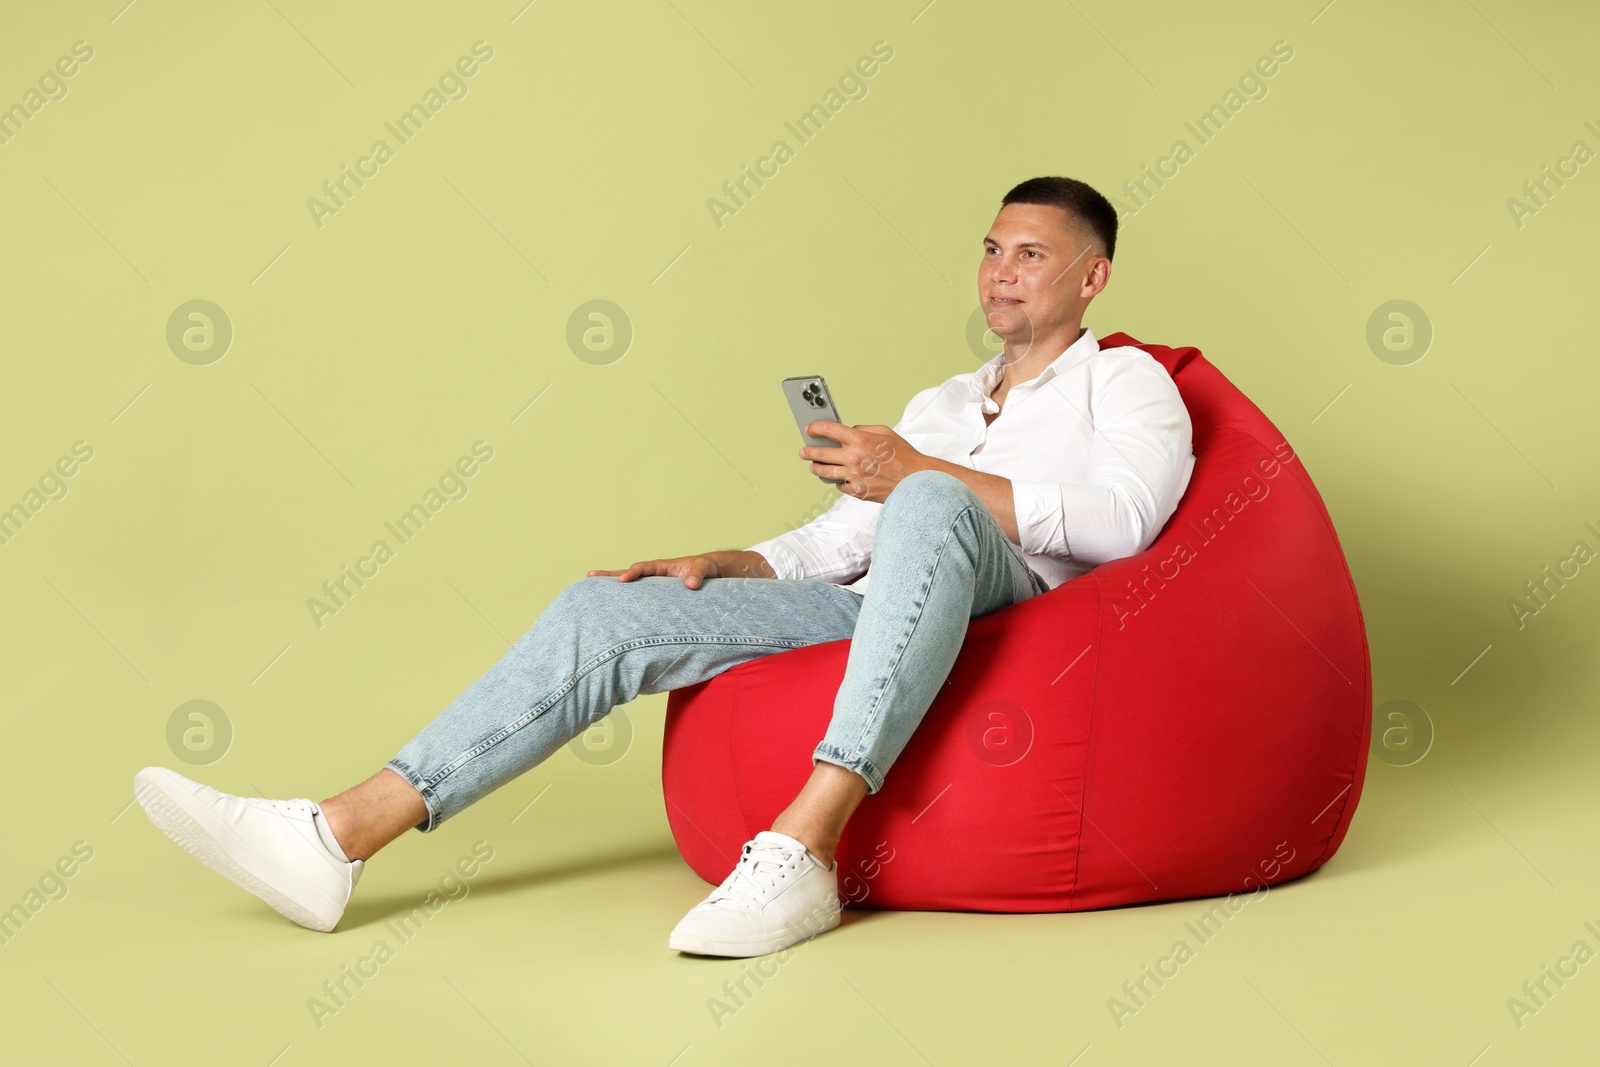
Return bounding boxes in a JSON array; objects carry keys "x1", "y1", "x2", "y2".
[
  {"x1": 133, "y1": 766, "x2": 362, "y2": 933},
  {"x1": 669, "y1": 830, "x2": 842, "y2": 957}
]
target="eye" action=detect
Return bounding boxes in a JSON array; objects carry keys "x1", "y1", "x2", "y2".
[{"x1": 1024, "y1": 250, "x2": 1040, "y2": 259}]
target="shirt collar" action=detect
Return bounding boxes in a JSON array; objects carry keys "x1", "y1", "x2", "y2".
[{"x1": 971, "y1": 325, "x2": 1099, "y2": 400}]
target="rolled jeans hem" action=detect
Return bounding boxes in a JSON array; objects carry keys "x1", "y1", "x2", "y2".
[
  {"x1": 812, "y1": 744, "x2": 885, "y2": 794},
  {"x1": 383, "y1": 758, "x2": 442, "y2": 833}
]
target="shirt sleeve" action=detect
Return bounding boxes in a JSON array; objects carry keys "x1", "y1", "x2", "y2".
[
  {"x1": 1010, "y1": 353, "x2": 1195, "y2": 567},
  {"x1": 744, "y1": 492, "x2": 879, "y2": 583},
  {"x1": 743, "y1": 385, "x2": 942, "y2": 582}
]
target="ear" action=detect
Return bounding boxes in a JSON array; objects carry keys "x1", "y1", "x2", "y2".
[{"x1": 1081, "y1": 256, "x2": 1112, "y2": 298}]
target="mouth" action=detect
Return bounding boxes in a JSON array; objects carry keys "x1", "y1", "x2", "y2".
[{"x1": 988, "y1": 296, "x2": 1022, "y2": 307}]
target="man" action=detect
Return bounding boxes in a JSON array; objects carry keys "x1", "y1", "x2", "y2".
[{"x1": 134, "y1": 176, "x2": 1194, "y2": 957}]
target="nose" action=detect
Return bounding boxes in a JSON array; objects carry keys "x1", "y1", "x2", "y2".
[{"x1": 986, "y1": 254, "x2": 1017, "y2": 285}]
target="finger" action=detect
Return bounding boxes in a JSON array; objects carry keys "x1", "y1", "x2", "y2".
[
  {"x1": 799, "y1": 443, "x2": 845, "y2": 461},
  {"x1": 587, "y1": 569, "x2": 625, "y2": 577},
  {"x1": 807, "y1": 420, "x2": 854, "y2": 442}
]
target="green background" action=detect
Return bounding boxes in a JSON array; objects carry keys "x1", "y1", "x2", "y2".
[{"x1": 2, "y1": 1, "x2": 1597, "y2": 1063}]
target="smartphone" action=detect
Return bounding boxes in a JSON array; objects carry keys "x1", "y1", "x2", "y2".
[{"x1": 783, "y1": 375, "x2": 846, "y2": 485}]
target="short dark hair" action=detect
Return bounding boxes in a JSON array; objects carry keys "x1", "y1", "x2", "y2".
[{"x1": 1001, "y1": 176, "x2": 1118, "y2": 261}]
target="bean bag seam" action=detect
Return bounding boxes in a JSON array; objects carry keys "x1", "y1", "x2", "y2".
[
  {"x1": 1199, "y1": 423, "x2": 1371, "y2": 871},
  {"x1": 1067, "y1": 419, "x2": 1366, "y2": 898},
  {"x1": 1119, "y1": 332, "x2": 1371, "y2": 873},
  {"x1": 728, "y1": 664, "x2": 756, "y2": 862}
]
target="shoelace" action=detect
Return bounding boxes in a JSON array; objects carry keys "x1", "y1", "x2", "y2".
[
  {"x1": 708, "y1": 841, "x2": 802, "y2": 908},
  {"x1": 229, "y1": 793, "x2": 311, "y2": 818}
]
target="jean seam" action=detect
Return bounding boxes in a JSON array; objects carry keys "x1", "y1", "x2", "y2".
[
  {"x1": 833, "y1": 503, "x2": 982, "y2": 777},
  {"x1": 421, "y1": 632, "x2": 817, "y2": 796},
  {"x1": 383, "y1": 757, "x2": 440, "y2": 832},
  {"x1": 1002, "y1": 535, "x2": 1043, "y2": 599}
]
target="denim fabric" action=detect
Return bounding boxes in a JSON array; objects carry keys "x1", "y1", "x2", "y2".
[{"x1": 387, "y1": 470, "x2": 1049, "y2": 830}]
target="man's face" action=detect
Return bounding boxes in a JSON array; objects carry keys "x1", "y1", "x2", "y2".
[{"x1": 979, "y1": 202, "x2": 1102, "y2": 351}]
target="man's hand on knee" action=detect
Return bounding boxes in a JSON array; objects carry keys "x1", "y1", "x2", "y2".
[{"x1": 586, "y1": 550, "x2": 775, "y2": 588}]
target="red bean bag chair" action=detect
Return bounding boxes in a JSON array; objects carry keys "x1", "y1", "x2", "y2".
[{"x1": 661, "y1": 333, "x2": 1371, "y2": 911}]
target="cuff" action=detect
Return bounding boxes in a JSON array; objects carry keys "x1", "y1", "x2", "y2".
[
  {"x1": 1051, "y1": 480, "x2": 1140, "y2": 566},
  {"x1": 743, "y1": 538, "x2": 801, "y2": 580},
  {"x1": 1010, "y1": 478, "x2": 1069, "y2": 559}
]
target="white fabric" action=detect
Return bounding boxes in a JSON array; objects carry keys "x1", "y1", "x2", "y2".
[
  {"x1": 744, "y1": 326, "x2": 1195, "y2": 595},
  {"x1": 311, "y1": 806, "x2": 351, "y2": 863}
]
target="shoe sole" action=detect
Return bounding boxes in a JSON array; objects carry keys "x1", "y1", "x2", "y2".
[
  {"x1": 669, "y1": 909, "x2": 841, "y2": 958},
  {"x1": 134, "y1": 768, "x2": 344, "y2": 933}
]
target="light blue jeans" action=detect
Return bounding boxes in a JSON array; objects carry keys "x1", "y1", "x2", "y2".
[{"x1": 386, "y1": 470, "x2": 1050, "y2": 831}]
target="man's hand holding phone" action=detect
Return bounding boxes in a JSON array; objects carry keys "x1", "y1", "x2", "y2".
[{"x1": 798, "y1": 421, "x2": 930, "y2": 503}]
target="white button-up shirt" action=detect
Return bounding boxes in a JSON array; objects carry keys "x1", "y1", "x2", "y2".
[{"x1": 745, "y1": 326, "x2": 1195, "y2": 596}]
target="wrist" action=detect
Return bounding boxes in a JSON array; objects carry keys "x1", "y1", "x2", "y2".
[{"x1": 708, "y1": 550, "x2": 775, "y2": 580}]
